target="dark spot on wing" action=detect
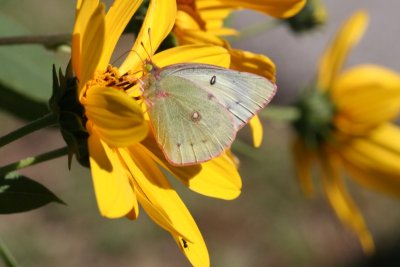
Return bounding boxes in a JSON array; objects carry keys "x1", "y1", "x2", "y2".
[
  {"x1": 177, "y1": 143, "x2": 181, "y2": 148},
  {"x1": 191, "y1": 111, "x2": 202, "y2": 122},
  {"x1": 208, "y1": 93, "x2": 214, "y2": 100},
  {"x1": 210, "y1": 75, "x2": 216, "y2": 85}
]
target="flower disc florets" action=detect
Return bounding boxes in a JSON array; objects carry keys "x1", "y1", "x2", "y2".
[{"x1": 85, "y1": 65, "x2": 138, "y2": 93}]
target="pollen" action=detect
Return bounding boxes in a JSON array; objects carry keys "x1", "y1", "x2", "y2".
[{"x1": 85, "y1": 65, "x2": 138, "y2": 92}]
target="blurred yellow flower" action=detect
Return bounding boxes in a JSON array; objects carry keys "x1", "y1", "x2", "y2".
[
  {"x1": 174, "y1": 0, "x2": 305, "y2": 147},
  {"x1": 292, "y1": 11, "x2": 400, "y2": 254},
  {"x1": 72, "y1": 0, "x2": 241, "y2": 266}
]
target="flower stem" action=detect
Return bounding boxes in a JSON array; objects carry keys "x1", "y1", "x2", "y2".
[
  {"x1": 0, "y1": 238, "x2": 19, "y2": 267},
  {"x1": 0, "y1": 113, "x2": 58, "y2": 148},
  {"x1": 232, "y1": 139, "x2": 263, "y2": 162},
  {"x1": 0, "y1": 34, "x2": 70, "y2": 47},
  {"x1": 0, "y1": 147, "x2": 68, "y2": 177},
  {"x1": 259, "y1": 105, "x2": 300, "y2": 122}
]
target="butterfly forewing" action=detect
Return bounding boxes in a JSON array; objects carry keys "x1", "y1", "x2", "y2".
[
  {"x1": 143, "y1": 74, "x2": 235, "y2": 166},
  {"x1": 160, "y1": 64, "x2": 276, "y2": 130}
]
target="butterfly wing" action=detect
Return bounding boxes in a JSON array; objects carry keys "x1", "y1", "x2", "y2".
[
  {"x1": 159, "y1": 63, "x2": 277, "y2": 130},
  {"x1": 143, "y1": 74, "x2": 236, "y2": 166}
]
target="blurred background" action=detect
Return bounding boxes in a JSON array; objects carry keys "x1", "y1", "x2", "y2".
[{"x1": 1, "y1": 0, "x2": 400, "y2": 266}]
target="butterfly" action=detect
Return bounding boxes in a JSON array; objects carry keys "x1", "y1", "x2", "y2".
[{"x1": 139, "y1": 59, "x2": 276, "y2": 166}]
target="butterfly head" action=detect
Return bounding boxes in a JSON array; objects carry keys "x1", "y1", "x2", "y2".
[{"x1": 143, "y1": 58, "x2": 160, "y2": 76}]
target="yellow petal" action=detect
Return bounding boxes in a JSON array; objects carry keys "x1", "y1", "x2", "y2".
[
  {"x1": 83, "y1": 86, "x2": 148, "y2": 147},
  {"x1": 320, "y1": 150, "x2": 374, "y2": 254},
  {"x1": 97, "y1": 0, "x2": 143, "y2": 71},
  {"x1": 339, "y1": 123, "x2": 400, "y2": 197},
  {"x1": 249, "y1": 115, "x2": 263, "y2": 148},
  {"x1": 153, "y1": 44, "x2": 231, "y2": 68},
  {"x1": 174, "y1": 25, "x2": 227, "y2": 47},
  {"x1": 196, "y1": 0, "x2": 306, "y2": 18},
  {"x1": 87, "y1": 129, "x2": 137, "y2": 218},
  {"x1": 200, "y1": 8, "x2": 233, "y2": 33},
  {"x1": 332, "y1": 65, "x2": 400, "y2": 134},
  {"x1": 230, "y1": 48, "x2": 276, "y2": 82},
  {"x1": 119, "y1": 0, "x2": 177, "y2": 74},
  {"x1": 72, "y1": 0, "x2": 100, "y2": 80},
  {"x1": 176, "y1": 9, "x2": 204, "y2": 31},
  {"x1": 140, "y1": 135, "x2": 242, "y2": 200},
  {"x1": 291, "y1": 138, "x2": 315, "y2": 197},
  {"x1": 73, "y1": 1, "x2": 106, "y2": 95},
  {"x1": 120, "y1": 147, "x2": 210, "y2": 266},
  {"x1": 317, "y1": 11, "x2": 368, "y2": 90}
]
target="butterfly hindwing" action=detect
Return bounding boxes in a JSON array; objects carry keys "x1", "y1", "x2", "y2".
[
  {"x1": 143, "y1": 74, "x2": 236, "y2": 166},
  {"x1": 160, "y1": 63, "x2": 276, "y2": 130}
]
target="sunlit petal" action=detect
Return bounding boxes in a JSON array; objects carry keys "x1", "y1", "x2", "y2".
[
  {"x1": 120, "y1": 147, "x2": 210, "y2": 266},
  {"x1": 83, "y1": 86, "x2": 148, "y2": 147},
  {"x1": 140, "y1": 135, "x2": 241, "y2": 200},
  {"x1": 332, "y1": 65, "x2": 400, "y2": 134},
  {"x1": 199, "y1": 7, "x2": 234, "y2": 34},
  {"x1": 230, "y1": 48, "x2": 276, "y2": 82},
  {"x1": 176, "y1": 8, "x2": 205, "y2": 31},
  {"x1": 174, "y1": 25, "x2": 227, "y2": 47},
  {"x1": 72, "y1": 0, "x2": 100, "y2": 80},
  {"x1": 317, "y1": 11, "x2": 368, "y2": 90},
  {"x1": 119, "y1": 0, "x2": 177, "y2": 74},
  {"x1": 249, "y1": 115, "x2": 263, "y2": 148},
  {"x1": 339, "y1": 123, "x2": 400, "y2": 197},
  {"x1": 320, "y1": 151, "x2": 374, "y2": 254},
  {"x1": 153, "y1": 44, "x2": 230, "y2": 68},
  {"x1": 73, "y1": 2, "x2": 105, "y2": 95},
  {"x1": 88, "y1": 129, "x2": 136, "y2": 218},
  {"x1": 97, "y1": 0, "x2": 143, "y2": 70},
  {"x1": 196, "y1": 0, "x2": 306, "y2": 18},
  {"x1": 292, "y1": 138, "x2": 315, "y2": 197}
]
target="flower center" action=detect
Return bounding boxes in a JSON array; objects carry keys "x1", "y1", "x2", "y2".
[
  {"x1": 86, "y1": 65, "x2": 138, "y2": 92},
  {"x1": 292, "y1": 88, "x2": 335, "y2": 148}
]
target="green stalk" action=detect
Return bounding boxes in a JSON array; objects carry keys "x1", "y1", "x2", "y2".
[
  {"x1": 0, "y1": 34, "x2": 70, "y2": 47},
  {"x1": 259, "y1": 105, "x2": 300, "y2": 122},
  {"x1": 232, "y1": 139, "x2": 263, "y2": 162},
  {"x1": 0, "y1": 238, "x2": 19, "y2": 267},
  {"x1": 0, "y1": 113, "x2": 57, "y2": 148},
  {"x1": 0, "y1": 147, "x2": 68, "y2": 176}
]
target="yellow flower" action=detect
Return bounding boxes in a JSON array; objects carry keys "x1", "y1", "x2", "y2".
[
  {"x1": 174, "y1": 0, "x2": 305, "y2": 148},
  {"x1": 72, "y1": 0, "x2": 241, "y2": 266},
  {"x1": 292, "y1": 10, "x2": 400, "y2": 254}
]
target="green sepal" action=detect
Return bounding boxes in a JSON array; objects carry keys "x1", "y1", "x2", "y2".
[
  {"x1": 0, "y1": 172, "x2": 65, "y2": 214},
  {"x1": 50, "y1": 62, "x2": 90, "y2": 168},
  {"x1": 292, "y1": 88, "x2": 335, "y2": 148},
  {"x1": 283, "y1": 0, "x2": 327, "y2": 33}
]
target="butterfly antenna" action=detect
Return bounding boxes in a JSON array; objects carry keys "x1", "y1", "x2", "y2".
[
  {"x1": 140, "y1": 41, "x2": 152, "y2": 61},
  {"x1": 111, "y1": 49, "x2": 146, "y2": 67},
  {"x1": 140, "y1": 28, "x2": 154, "y2": 61},
  {"x1": 148, "y1": 28, "x2": 154, "y2": 57}
]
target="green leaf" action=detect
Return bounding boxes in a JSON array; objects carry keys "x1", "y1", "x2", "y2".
[
  {"x1": 0, "y1": 13, "x2": 63, "y2": 118},
  {"x1": 0, "y1": 173, "x2": 65, "y2": 214}
]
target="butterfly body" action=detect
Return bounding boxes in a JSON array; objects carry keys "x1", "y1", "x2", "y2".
[{"x1": 141, "y1": 61, "x2": 276, "y2": 166}]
